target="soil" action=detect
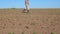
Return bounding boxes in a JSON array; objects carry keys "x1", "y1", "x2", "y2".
[{"x1": 0, "y1": 9, "x2": 60, "y2": 34}]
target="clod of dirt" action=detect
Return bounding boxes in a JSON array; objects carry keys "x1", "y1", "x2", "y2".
[
  {"x1": 52, "y1": 28, "x2": 55, "y2": 30},
  {"x1": 12, "y1": 24, "x2": 15, "y2": 25},
  {"x1": 4, "y1": 24, "x2": 6, "y2": 26},
  {"x1": 30, "y1": 23, "x2": 36, "y2": 25},
  {"x1": 25, "y1": 26, "x2": 29, "y2": 29},
  {"x1": 19, "y1": 23, "x2": 22, "y2": 25},
  {"x1": 41, "y1": 26, "x2": 44, "y2": 28},
  {"x1": 3, "y1": 27, "x2": 5, "y2": 29}
]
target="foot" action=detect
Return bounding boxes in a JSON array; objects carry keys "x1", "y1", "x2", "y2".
[{"x1": 27, "y1": 10, "x2": 29, "y2": 13}]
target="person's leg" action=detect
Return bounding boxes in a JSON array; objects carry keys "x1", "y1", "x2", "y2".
[
  {"x1": 26, "y1": 5, "x2": 29, "y2": 13},
  {"x1": 24, "y1": 5, "x2": 27, "y2": 13}
]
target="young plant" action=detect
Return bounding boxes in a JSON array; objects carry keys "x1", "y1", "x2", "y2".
[
  {"x1": 11, "y1": 32, "x2": 14, "y2": 34},
  {"x1": 51, "y1": 32, "x2": 56, "y2": 34},
  {"x1": 33, "y1": 32, "x2": 36, "y2": 34},
  {"x1": 8, "y1": 32, "x2": 11, "y2": 34},
  {"x1": 22, "y1": 32, "x2": 24, "y2": 34}
]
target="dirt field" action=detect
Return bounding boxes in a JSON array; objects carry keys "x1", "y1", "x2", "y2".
[{"x1": 0, "y1": 9, "x2": 60, "y2": 34}]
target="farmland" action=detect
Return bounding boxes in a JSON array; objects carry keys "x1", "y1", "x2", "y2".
[{"x1": 0, "y1": 9, "x2": 60, "y2": 34}]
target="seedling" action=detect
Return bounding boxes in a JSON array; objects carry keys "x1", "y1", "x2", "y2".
[
  {"x1": 33, "y1": 32, "x2": 36, "y2": 34},
  {"x1": 8, "y1": 32, "x2": 11, "y2": 34},
  {"x1": 51, "y1": 32, "x2": 56, "y2": 34},
  {"x1": 22, "y1": 32, "x2": 24, "y2": 34},
  {"x1": 11, "y1": 32, "x2": 14, "y2": 34}
]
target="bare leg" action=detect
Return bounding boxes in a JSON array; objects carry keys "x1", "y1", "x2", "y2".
[
  {"x1": 23, "y1": 0, "x2": 29, "y2": 13},
  {"x1": 25, "y1": 0, "x2": 29, "y2": 13},
  {"x1": 26, "y1": 5, "x2": 29, "y2": 13}
]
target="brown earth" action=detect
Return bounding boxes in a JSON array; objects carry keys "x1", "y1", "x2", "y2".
[{"x1": 0, "y1": 9, "x2": 60, "y2": 34}]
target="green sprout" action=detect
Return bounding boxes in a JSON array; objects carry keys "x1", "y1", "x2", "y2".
[
  {"x1": 8, "y1": 32, "x2": 11, "y2": 34},
  {"x1": 33, "y1": 32, "x2": 36, "y2": 34},
  {"x1": 51, "y1": 32, "x2": 56, "y2": 34},
  {"x1": 8, "y1": 32, "x2": 14, "y2": 34},
  {"x1": 22, "y1": 32, "x2": 24, "y2": 34}
]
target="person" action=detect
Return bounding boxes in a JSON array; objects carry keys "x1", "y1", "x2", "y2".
[{"x1": 25, "y1": 0, "x2": 29, "y2": 12}]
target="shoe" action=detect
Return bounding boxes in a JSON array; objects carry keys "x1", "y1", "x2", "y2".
[{"x1": 27, "y1": 10, "x2": 29, "y2": 13}]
